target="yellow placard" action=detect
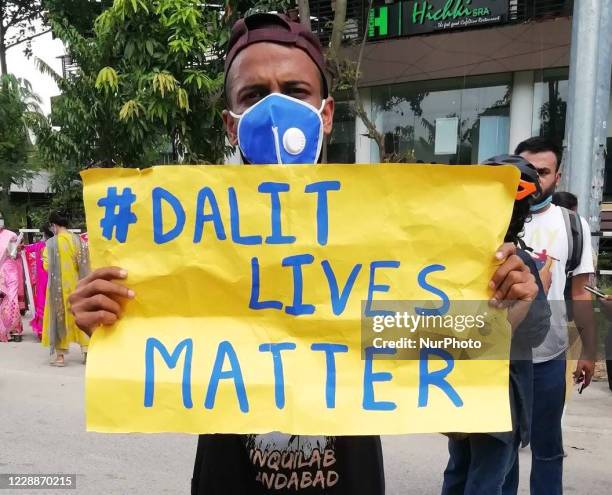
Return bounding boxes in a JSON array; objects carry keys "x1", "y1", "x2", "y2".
[{"x1": 82, "y1": 164, "x2": 518, "y2": 435}]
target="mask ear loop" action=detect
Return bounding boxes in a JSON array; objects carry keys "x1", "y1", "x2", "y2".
[
  {"x1": 271, "y1": 127, "x2": 283, "y2": 165},
  {"x1": 228, "y1": 110, "x2": 247, "y2": 163},
  {"x1": 312, "y1": 99, "x2": 327, "y2": 164}
]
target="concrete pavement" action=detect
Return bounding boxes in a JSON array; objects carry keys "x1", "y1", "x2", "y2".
[{"x1": 1, "y1": 331, "x2": 611, "y2": 494}]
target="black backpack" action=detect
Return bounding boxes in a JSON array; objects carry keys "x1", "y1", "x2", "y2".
[
  {"x1": 561, "y1": 207, "x2": 584, "y2": 321},
  {"x1": 518, "y1": 207, "x2": 584, "y2": 321}
]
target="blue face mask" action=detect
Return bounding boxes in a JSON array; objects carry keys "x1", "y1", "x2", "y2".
[
  {"x1": 530, "y1": 193, "x2": 553, "y2": 212},
  {"x1": 230, "y1": 93, "x2": 326, "y2": 165}
]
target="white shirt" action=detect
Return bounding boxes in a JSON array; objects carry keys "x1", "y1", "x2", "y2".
[{"x1": 522, "y1": 204, "x2": 594, "y2": 363}]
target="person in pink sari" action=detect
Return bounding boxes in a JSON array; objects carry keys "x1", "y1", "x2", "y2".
[
  {"x1": 24, "y1": 232, "x2": 50, "y2": 340},
  {"x1": 0, "y1": 218, "x2": 23, "y2": 342}
]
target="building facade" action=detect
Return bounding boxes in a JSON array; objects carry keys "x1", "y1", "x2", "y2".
[{"x1": 316, "y1": 0, "x2": 612, "y2": 199}]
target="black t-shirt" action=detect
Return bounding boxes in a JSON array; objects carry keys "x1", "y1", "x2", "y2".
[
  {"x1": 491, "y1": 249, "x2": 551, "y2": 446},
  {"x1": 191, "y1": 433, "x2": 384, "y2": 494}
]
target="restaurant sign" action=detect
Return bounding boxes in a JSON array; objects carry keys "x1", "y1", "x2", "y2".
[{"x1": 368, "y1": 0, "x2": 509, "y2": 39}]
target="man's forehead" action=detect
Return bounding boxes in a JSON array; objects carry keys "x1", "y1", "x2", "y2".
[
  {"x1": 227, "y1": 42, "x2": 320, "y2": 88},
  {"x1": 520, "y1": 150, "x2": 557, "y2": 169}
]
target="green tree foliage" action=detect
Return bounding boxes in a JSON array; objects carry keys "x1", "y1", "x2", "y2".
[
  {"x1": 33, "y1": 0, "x2": 293, "y2": 221},
  {"x1": 44, "y1": 0, "x2": 114, "y2": 37},
  {"x1": 37, "y1": 0, "x2": 234, "y2": 169},
  {"x1": 93, "y1": 0, "x2": 231, "y2": 163},
  {"x1": 0, "y1": 74, "x2": 42, "y2": 224},
  {"x1": 0, "y1": 1, "x2": 48, "y2": 75}
]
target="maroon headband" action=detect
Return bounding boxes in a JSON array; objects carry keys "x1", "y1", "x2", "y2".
[{"x1": 224, "y1": 13, "x2": 329, "y2": 97}]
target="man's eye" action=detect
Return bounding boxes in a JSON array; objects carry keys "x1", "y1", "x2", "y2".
[
  {"x1": 244, "y1": 90, "x2": 265, "y2": 102},
  {"x1": 288, "y1": 88, "x2": 308, "y2": 99}
]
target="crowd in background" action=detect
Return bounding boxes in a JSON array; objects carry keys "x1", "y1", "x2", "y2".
[{"x1": 0, "y1": 211, "x2": 90, "y2": 366}]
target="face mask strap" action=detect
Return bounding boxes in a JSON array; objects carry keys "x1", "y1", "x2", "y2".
[
  {"x1": 317, "y1": 99, "x2": 326, "y2": 114},
  {"x1": 530, "y1": 194, "x2": 553, "y2": 212},
  {"x1": 271, "y1": 126, "x2": 283, "y2": 165}
]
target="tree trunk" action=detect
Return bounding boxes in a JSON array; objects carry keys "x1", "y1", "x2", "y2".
[
  {"x1": 327, "y1": 0, "x2": 388, "y2": 160},
  {"x1": 297, "y1": 0, "x2": 311, "y2": 30},
  {"x1": 0, "y1": 20, "x2": 7, "y2": 76},
  {"x1": 0, "y1": 181, "x2": 13, "y2": 226},
  {"x1": 329, "y1": 0, "x2": 347, "y2": 56}
]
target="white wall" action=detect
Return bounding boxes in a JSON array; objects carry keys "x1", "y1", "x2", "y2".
[{"x1": 508, "y1": 71, "x2": 535, "y2": 153}]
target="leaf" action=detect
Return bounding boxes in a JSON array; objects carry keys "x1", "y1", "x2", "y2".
[
  {"x1": 145, "y1": 40, "x2": 155, "y2": 56},
  {"x1": 177, "y1": 88, "x2": 190, "y2": 112},
  {"x1": 152, "y1": 72, "x2": 177, "y2": 98},
  {"x1": 125, "y1": 42, "x2": 135, "y2": 59},
  {"x1": 95, "y1": 67, "x2": 119, "y2": 92},
  {"x1": 119, "y1": 100, "x2": 143, "y2": 121}
]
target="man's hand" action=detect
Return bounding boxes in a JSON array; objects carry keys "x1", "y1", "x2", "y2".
[
  {"x1": 69, "y1": 267, "x2": 135, "y2": 336},
  {"x1": 571, "y1": 273, "x2": 597, "y2": 390},
  {"x1": 489, "y1": 243, "x2": 538, "y2": 306},
  {"x1": 574, "y1": 359, "x2": 595, "y2": 389},
  {"x1": 489, "y1": 243, "x2": 538, "y2": 331}
]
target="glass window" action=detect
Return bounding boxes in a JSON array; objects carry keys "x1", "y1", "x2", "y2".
[
  {"x1": 532, "y1": 67, "x2": 569, "y2": 144},
  {"x1": 369, "y1": 74, "x2": 512, "y2": 164},
  {"x1": 328, "y1": 100, "x2": 356, "y2": 164}
]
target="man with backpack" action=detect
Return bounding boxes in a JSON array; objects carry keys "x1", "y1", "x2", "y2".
[{"x1": 516, "y1": 137, "x2": 597, "y2": 495}]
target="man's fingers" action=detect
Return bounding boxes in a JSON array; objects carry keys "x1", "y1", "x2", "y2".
[
  {"x1": 77, "y1": 266, "x2": 127, "y2": 289},
  {"x1": 494, "y1": 242, "x2": 517, "y2": 261},
  {"x1": 71, "y1": 278, "x2": 134, "y2": 302},
  {"x1": 500, "y1": 282, "x2": 536, "y2": 307},
  {"x1": 69, "y1": 266, "x2": 134, "y2": 334},
  {"x1": 75, "y1": 310, "x2": 118, "y2": 335},
  {"x1": 574, "y1": 363, "x2": 593, "y2": 388},
  {"x1": 71, "y1": 293, "x2": 122, "y2": 317},
  {"x1": 576, "y1": 361, "x2": 594, "y2": 387},
  {"x1": 490, "y1": 255, "x2": 531, "y2": 301},
  {"x1": 71, "y1": 292, "x2": 122, "y2": 333},
  {"x1": 493, "y1": 269, "x2": 531, "y2": 303},
  {"x1": 490, "y1": 254, "x2": 527, "y2": 291}
]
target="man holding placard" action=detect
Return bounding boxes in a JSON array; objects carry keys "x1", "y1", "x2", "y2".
[{"x1": 70, "y1": 13, "x2": 541, "y2": 495}]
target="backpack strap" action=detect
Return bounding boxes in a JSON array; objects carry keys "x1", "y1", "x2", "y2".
[
  {"x1": 561, "y1": 207, "x2": 583, "y2": 275},
  {"x1": 516, "y1": 238, "x2": 530, "y2": 252}
]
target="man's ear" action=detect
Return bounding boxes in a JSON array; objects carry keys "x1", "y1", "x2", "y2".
[
  {"x1": 555, "y1": 171, "x2": 562, "y2": 187},
  {"x1": 222, "y1": 109, "x2": 238, "y2": 146},
  {"x1": 321, "y1": 97, "x2": 335, "y2": 137}
]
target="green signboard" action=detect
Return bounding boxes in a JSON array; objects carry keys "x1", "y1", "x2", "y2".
[{"x1": 368, "y1": 0, "x2": 509, "y2": 39}]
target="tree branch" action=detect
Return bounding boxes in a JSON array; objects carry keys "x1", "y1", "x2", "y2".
[
  {"x1": 297, "y1": 0, "x2": 311, "y2": 30},
  {"x1": 326, "y1": 0, "x2": 386, "y2": 159},
  {"x1": 329, "y1": 0, "x2": 347, "y2": 56},
  {"x1": 5, "y1": 27, "x2": 51, "y2": 50},
  {"x1": 351, "y1": 0, "x2": 385, "y2": 159},
  {"x1": 5, "y1": 3, "x2": 43, "y2": 29}
]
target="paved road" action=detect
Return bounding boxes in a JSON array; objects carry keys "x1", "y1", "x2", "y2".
[{"x1": 1, "y1": 332, "x2": 611, "y2": 494}]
